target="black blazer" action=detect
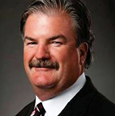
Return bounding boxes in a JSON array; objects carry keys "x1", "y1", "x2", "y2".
[{"x1": 16, "y1": 76, "x2": 114, "y2": 116}]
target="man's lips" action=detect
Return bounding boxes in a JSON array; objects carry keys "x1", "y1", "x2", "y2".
[{"x1": 32, "y1": 67, "x2": 55, "y2": 72}]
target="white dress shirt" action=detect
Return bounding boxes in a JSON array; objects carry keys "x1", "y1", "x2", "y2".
[{"x1": 34, "y1": 73, "x2": 86, "y2": 116}]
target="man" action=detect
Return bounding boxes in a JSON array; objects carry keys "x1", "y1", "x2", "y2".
[{"x1": 16, "y1": 0, "x2": 114, "y2": 116}]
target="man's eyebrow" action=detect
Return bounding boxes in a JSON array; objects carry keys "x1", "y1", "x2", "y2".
[
  {"x1": 24, "y1": 35, "x2": 66, "y2": 41},
  {"x1": 24, "y1": 36, "x2": 36, "y2": 42},
  {"x1": 49, "y1": 35, "x2": 66, "y2": 41}
]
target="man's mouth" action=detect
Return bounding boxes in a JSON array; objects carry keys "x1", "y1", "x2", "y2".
[{"x1": 33, "y1": 67, "x2": 54, "y2": 72}]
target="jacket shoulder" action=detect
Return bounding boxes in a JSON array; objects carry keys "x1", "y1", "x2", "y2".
[{"x1": 86, "y1": 91, "x2": 115, "y2": 116}]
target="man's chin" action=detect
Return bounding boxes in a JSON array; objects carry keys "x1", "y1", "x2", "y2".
[
  {"x1": 33, "y1": 82, "x2": 57, "y2": 90},
  {"x1": 37, "y1": 83, "x2": 56, "y2": 89}
]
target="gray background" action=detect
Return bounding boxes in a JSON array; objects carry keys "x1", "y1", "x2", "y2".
[{"x1": 0, "y1": 0, "x2": 114, "y2": 116}]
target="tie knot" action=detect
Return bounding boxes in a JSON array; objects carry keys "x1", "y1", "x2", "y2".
[
  {"x1": 37, "y1": 102, "x2": 46, "y2": 115},
  {"x1": 32, "y1": 102, "x2": 46, "y2": 116}
]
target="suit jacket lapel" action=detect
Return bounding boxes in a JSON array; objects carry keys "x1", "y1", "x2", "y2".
[
  {"x1": 58, "y1": 76, "x2": 97, "y2": 116},
  {"x1": 25, "y1": 100, "x2": 35, "y2": 116}
]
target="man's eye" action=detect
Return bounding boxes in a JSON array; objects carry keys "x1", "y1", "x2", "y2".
[
  {"x1": 27, "y1": 42, "x2": 37, "y2": 45},
  {"x1": 51, "y1": 41, "x2": 62, "y2": 46},
  {"x1": 53, "y1": 41, "x2": 62, "y2": 44}
]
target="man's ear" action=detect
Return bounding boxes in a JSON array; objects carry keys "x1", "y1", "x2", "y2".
[{"x1": 78, "y1": 42, "x2": 88, "y2": 65}]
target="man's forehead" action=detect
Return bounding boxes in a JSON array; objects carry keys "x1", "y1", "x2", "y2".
[{"x1": 24, "y1": 12, "x2": 75, "y2": 38}]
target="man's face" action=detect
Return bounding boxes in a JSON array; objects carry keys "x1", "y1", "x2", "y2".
[{"x1": 24, "y1": 12, "x2": 85, "y2": 95}]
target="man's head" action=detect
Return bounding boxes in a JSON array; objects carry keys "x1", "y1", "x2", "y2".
[{"x1": 20, "y1": 0, "x2": 94, "y2": 100}]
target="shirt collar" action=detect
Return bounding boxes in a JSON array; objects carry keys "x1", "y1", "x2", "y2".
[{"x1": 35, "y1": 72, "x2": 86, "y2": 116}]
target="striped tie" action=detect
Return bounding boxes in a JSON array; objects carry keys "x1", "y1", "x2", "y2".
[{"x1": 33, "y1": 102, "x2": 46, "y2": 116}]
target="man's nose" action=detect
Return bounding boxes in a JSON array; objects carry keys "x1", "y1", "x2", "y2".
[{"x1": 35, "y1": 44, "x2": 50, "y2": 59}]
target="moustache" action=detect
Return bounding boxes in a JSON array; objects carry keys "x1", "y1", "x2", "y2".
[{"x1": 29, "y1": 59, "x2": 59, "y2": 70}]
